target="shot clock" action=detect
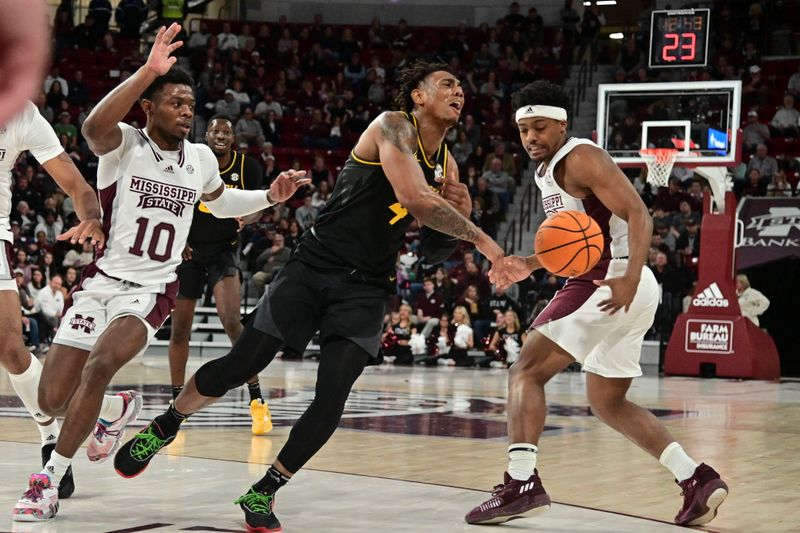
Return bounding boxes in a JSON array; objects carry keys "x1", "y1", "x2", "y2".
[{"x1": 649, "y1": 8, "x2": 710, "y2": 69}]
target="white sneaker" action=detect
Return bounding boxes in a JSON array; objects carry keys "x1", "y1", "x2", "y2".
[
  {"x1": 12, "y1": 473, "x2": 59, "y2": 521},
  {"x1": 87, "y1": 390, "x2": 143, "y2": 463}
]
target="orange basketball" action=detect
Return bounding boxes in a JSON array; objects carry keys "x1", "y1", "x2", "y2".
[{"x1": 534, "y1": 210, "x2": 604, "y2": 278}]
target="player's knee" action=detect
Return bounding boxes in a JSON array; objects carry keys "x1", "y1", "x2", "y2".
[
  {"x1": 169, "y1": 321, "x2": 192, "y2": 343},
  {"x1": 37, "y1": 387, "x2": 68, "y2": 416},
  {"x1": 195, "y1": 358, "x2": 236, "y2": 397},
  {"x1": 82, "y1": 358, "x2": 119, "y2": 389},
  {"x1": 0, "y1": 342, "x2": 30, "y2": 374},
  {"x1": 587, "y1": 391, "x2": 625, "y2": 421},
  {"x1": 508, "y1": 355, "x2": 549, "y2": 388}
]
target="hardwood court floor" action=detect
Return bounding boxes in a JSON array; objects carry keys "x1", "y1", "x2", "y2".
[{"x1": 1, "y1": 355, "x2": 799, "y2": 532}]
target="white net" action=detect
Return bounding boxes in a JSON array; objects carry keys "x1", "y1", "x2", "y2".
[{"x1": 640, "y1": 148, "x2": 678, "y2": 188}]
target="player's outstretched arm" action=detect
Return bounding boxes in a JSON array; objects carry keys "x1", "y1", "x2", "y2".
[
  {"x1": 369, "y1": 112, "x2": 506, "y2": 279},
  {"x1": 82, "y1": 23, "x2": 184, "y2": 155},
  {"x1": 45, "y1": 153, "x2": 104, "y2": 248},
  {"x1": 201, "y1": 170, "x2": 311, "y2": 218}
]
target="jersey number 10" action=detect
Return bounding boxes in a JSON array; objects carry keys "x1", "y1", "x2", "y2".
[{"x1": 128, "y1": 217, "x2": 176, "y2": 263}]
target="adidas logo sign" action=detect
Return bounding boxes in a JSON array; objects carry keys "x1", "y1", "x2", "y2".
[
  {"x1": 692, "y1": 282, "x2": 729, "y2": 308},
  {"x1": 164, "y1": 165, "x2": 175, "y2": 174}
]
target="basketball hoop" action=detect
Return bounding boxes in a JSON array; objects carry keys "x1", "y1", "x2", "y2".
[{"x1": 640, "y1": 148, "x2": 678, "y2": 188}]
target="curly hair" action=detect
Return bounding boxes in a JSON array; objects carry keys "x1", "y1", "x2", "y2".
[
  {"x1": 393, "y1": 60, "x2": 452, "y2": 113},
  {"x1": 510, "y1": 80, "x2": 572, "y2": 116},
  {"x1": 140, "y1": 67, "x2": 195, "y2": 102}
]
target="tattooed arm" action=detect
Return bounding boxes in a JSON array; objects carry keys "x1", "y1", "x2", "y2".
[{"x1": 360, "y1": 111, "x2": 503, "y2": 263}]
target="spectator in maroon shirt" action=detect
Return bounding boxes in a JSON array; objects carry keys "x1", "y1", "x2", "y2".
[{"x1": 415, "y1": 277, "x2": 445, "y2": 337}]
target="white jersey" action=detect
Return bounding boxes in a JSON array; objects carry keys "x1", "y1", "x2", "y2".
[
  {"x1": 534, "y1": 137, "x2": 628, "y2": 259},
  {"x1": 95, "y1": 123, "x2": 222, "y2": 286},
  {"x1": 0, "y1": 102, "x2": 64, "y2": 242}
]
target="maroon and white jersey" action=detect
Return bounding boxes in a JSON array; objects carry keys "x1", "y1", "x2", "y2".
[
  {"x1": 0, "y1": 102, "x2": 64, "y2": 243},
  {"x1": 534, "y1": 137, "x2": 628, "y2": 260},
  {"x1": 95, "y1": 123, "x2": 222, "y2": 286}
]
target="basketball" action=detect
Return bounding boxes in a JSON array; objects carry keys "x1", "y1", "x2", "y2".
[{"x1": 534, "y1": 211, "x2": 604, "y2": 278}]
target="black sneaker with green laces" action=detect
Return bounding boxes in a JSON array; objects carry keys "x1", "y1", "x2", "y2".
[
  {"x1": 235, "y1": 486, "x2": 282, "y2": 532},
  {"x1": 113, "y1": 421, "x2": 174, "y2": 478}
]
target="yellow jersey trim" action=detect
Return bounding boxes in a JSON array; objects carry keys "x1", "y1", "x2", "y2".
[
  {"x1": 408, "y1": 112, "x2": 441, "y2": 169},
  {"x1": 239, "y1": 153, "x2": 246, "y2": 189},
  {"x1": 220, "y1": 151, "x2": 238, "y2": 175},
  {"x1": 351, "y1": 150, "x2": 382, "y2": 166}
]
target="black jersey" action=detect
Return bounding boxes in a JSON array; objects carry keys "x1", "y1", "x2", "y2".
[
  {"x1": 188, "y1": 151, "x2": 264, "y2": 255},
  {"x1": 295, "y1": 112, "x2": 449, "y2": 283}
]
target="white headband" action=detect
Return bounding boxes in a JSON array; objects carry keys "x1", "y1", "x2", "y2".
[{"x1": 515, "y1": 105, "x2": 567, "y2": 123}]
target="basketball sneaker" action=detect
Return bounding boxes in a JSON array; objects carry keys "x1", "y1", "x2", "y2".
[
  {"x1": 465, "y1": 470, "x2": 551, "y2": 525},
  {"x1": 41, "y1": 443, "x2": 74, "y2": 499},
  {"x1": 674, "y1": 463, "x2": 728, "y2": 526},
  {"x1": 87, "y1": 390, "x2": 143, "y2": 463},
  {"x1": 250, "y1": 399, "x2": 273, "y2": 435},
  {"x1": 12, "y1": 473, "x2": 59, "y2": 522},
  {"x1": 114, "y1": 420, "x2": 175, "y2": 478},
  {"x1": 235, "y1": 486, "x2": 282, "y2": 532}
]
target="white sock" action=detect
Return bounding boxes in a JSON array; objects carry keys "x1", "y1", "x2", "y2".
[
  {"x1": 42, "y1": 450, "x2": 72, "y2": 486},
  {"x1": 37, "y1": 418, "x2": 60, "y2": 446},
  {"x1": 98, "y1": 394, "x2": 124, "y2": 423},
  {"x1": 508, "y1": 443, "x2": 538, "y2": 480},
  {"x1": 7, "y1": 353, "x2": 50, "y2": 424},
  {"x1": 659, "y1": 442, "x2": 699, "y2": 482}
]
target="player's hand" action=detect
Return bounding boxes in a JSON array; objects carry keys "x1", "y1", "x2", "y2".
[
  {"x1": 594, "y1": 275, "x2": 639, "y2": 315},
  {"x1": 267, "y1": 170, "x2": 312, "y2": 203},
  {"x1": 0, "y1": 0, "x2": 48, "y2": 125},
  {"x1": 496, "y1": 255, "x2": 537, "y2": 288},
  {"x1": 435, "y1": 173, "x2": 471, "y2": 218},
  {"x1": 182, "y1": 244, "x2": 193, "y2": 261},
  {"x1": 57, "y1": 218, "x2": 105, "y2": 249},
  {"x1": 475, "y1": 235, "x2": 508, "y2": 286},
  {"x1": 146, "y1": 23, "x2": 183, "y2": 76},
  {"x1": 236, "y1": 217, "x2": 246, "y2": 231}
]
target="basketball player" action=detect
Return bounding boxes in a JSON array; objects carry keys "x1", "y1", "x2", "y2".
[
  {"x1": 114, "y1": 61, "x2": 507, "y2": 532},
  {"x1": 465, "y1": 80, "x2": 727, "y2": 527},
  {"x1": 170, "y1": 115, "x2": 272, "y2": 435},
  {"x1": 13, "y1": 24, "x2": 309, "y2": 522},
  {"x1": 1, "y1": 101, "x2": 106, "y2": 502}
]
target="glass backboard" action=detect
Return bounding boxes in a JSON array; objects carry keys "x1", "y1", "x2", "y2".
[{"x1": 596, "y1": 81, "x2": 742, "y2": 167}]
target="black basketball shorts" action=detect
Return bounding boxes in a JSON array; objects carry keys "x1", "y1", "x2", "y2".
[
  {"x1": 251, "y1": 259, "x2": 387, "y2": 364},
  {"x1": 176, "y1": 248, "x2": 240, "y2": 300}
]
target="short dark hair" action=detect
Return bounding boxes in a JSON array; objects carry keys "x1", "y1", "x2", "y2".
[
  {"x1": 140, "y1": 67, "x2": 195, "y2": 102},
  {"x1": 208, "y1": 114, "x2": 234, "y2": 127},
  {"x1": 393, "y1": 60, "x2": 453, "y2": 113},
  {"x1": 510, "y1": 80, "x2": 572, "y2": 116}
]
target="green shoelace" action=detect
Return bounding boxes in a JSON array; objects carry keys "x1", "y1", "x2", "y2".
[
  {"x1": 130, "y1": 426, "x2": 168, "y2": 461},
  {"x1": 235, "y1": 488, "x2": 274, "y2": 515}
]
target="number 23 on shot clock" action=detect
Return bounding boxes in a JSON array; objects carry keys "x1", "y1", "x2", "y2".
[{"x1": 649, "y1": 8, "x2": 710, "y2": 69}]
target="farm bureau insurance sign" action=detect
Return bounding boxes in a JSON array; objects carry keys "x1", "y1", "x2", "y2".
[{"x1": 736, "y1": 198, "x2": 800, "y2": 270}]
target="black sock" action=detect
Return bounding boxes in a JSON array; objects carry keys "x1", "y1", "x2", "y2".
[
  {"x1": 253, "y1": 465, "x2": 290, "y2": 495},
  {"x1": 247, "y1": 381, "x2": 263, "y2": 402},
  {"x1": 153, "y1": 403, "x2": 189, "y2": 438},
  {"x1": 171, "y1": 386, "x2": 183, "y2": 400}
]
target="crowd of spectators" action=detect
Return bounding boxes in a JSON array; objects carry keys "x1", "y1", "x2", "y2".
[{"x1": 8, "y1": 2, "x2": 795, "y2": 362}]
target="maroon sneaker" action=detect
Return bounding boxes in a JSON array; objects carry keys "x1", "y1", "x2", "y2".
[
  {"x1": 465, "y1": 471, "x2": 551, "y2": 525},
  {"x1": 674, "y1": 463, "x2": 728, "y2": 526}
]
